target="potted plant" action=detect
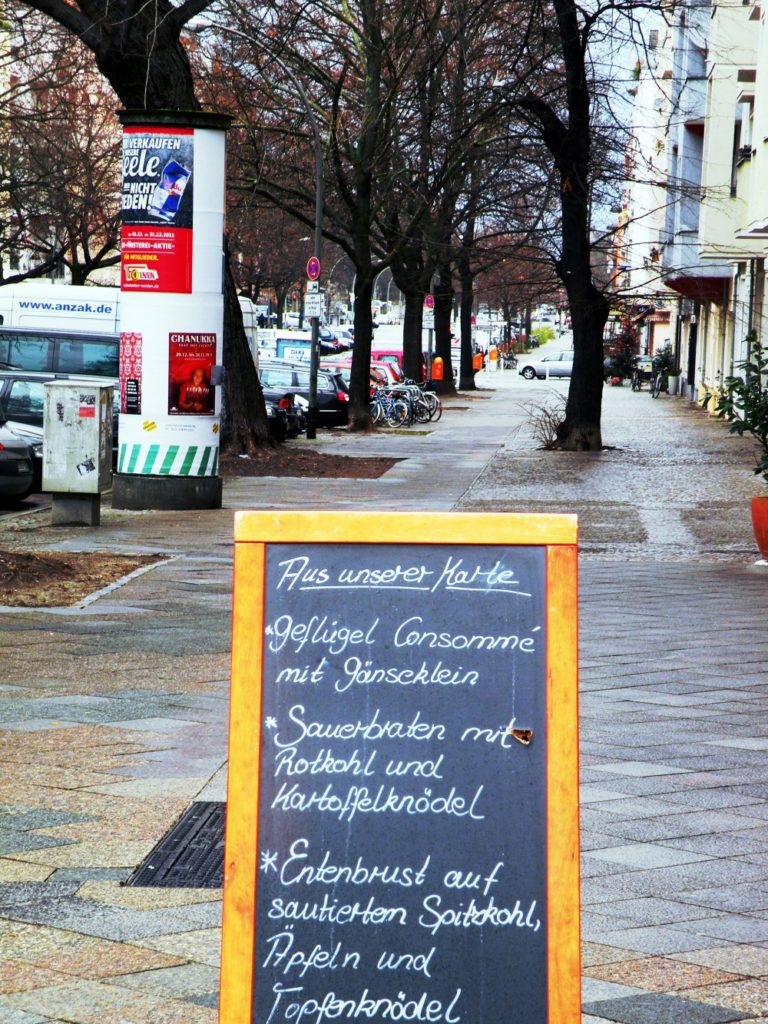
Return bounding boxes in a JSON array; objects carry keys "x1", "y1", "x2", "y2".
[
  {"x1": 654, "y1": 343, "x2": 680, "y2": 395},
  {"x1": 667, "y1": 360, "x2": 682, "y2": 397},
  {"x1": 704, "y1": 331, "x2": 768, "y2": 558}
]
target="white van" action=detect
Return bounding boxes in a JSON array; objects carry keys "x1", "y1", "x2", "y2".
[
  {"x1": 0, "y1": 283, "x2": 120, "y2": 334},
  {"x1": 238, "y1": 296, "x2": 259, "y2": 354},
  {"x1": 0, "y1": 284, "x2": 120, "y2": 376}
]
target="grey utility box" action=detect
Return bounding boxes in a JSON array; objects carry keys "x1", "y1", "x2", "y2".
[{"x1": 43, "y1": 382, "x2": 114, "y2": 526}]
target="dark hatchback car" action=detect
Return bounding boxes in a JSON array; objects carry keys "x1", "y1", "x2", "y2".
[
  {"x1": 0, "y1": 418, "x2": 35, "y2": 505},
  {"x1": 265, "y1": 396, "x2": 306, "y2": 440},
  {"x1": 258, "y1": 360, "x2": 349, "y2": 427}
]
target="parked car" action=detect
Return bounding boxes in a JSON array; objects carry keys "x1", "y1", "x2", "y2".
[
  {"x1": 322, "y1": 357, "x2": 400, "y2": 387},
  {"x1": 517, "y1": 351, "x2": 574, "y2": 380},
  {"x1": 0, "y1": 418, "x2": 35, "y2": 505},
  {"x1": 275, "y1": 392, "x2": 306, "y2": 438},
  {"x1": 371, "y1": 349, "x2": 428, "y2": 381},
  {"x1": 319, "y1": 327, "x2": 348, "y2": 353},
  {"x1": 0, "y1": 370, "x2": 119, "y2": 485},
  {"x1": 258, "y1": 360, "x2": 349, "y2": 427},
  {"x1": 603, "y1": 352, "x2": 647, "y2": 380},
  {"x1": 265, "y1": 399, "x2": 290, "y2": 442}
]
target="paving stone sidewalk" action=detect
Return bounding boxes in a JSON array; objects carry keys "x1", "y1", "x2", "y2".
[{"x1": 0, "y1": 373, "x2": 766, "y2": 1023}]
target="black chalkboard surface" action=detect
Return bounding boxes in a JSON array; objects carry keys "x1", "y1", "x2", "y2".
[{"x1": 253, "y1": 542, "x2": 547, "y2": 1024}]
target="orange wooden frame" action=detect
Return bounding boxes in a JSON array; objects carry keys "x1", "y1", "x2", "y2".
[{"x1": 220, "y1": 511, "x2": 580, "y2": 1024}]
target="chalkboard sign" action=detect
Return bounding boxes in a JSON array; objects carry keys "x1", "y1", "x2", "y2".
[{"x1": 221, "y1": 512, "x2": 579, "y2": 1024}]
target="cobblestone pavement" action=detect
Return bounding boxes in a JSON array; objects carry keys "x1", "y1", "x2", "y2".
[{"x1": 0, "y1": 368, "x2": 766, "y2": 1023}]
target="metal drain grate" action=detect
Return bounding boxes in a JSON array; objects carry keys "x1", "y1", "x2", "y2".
[{"x1": 126, "y1": 801, "x2": 225, "y2": 888}]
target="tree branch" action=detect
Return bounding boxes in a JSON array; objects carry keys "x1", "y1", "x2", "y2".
[
  {"x1": 162, "y1": 0, "x2": 217, "y2": 39},
  {"x1": 18, "y1": 0, "x2": 100, "y2": 51}
]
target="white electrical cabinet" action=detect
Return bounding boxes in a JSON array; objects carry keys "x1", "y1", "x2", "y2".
[{"x1": 43, "y1": 382, "x2": 114, "y2": 494}]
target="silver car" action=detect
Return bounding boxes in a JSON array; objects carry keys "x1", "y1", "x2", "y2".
[{"x1": 518, "y1": 351, "x2": 574, "y2": 379}]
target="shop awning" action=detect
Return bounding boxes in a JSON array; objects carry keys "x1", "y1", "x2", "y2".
[{"x1": 663, "y1": 275, "x2": 727, "y2": 303}]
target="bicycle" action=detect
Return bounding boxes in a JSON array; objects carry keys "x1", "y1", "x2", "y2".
[
  {"x1": 650, "y1": 365, "x2": 665, "y2": 399},
  {"x1": 371, "y1": 387, "x2": 409, "y2": 426},
  {"x1": 399, "y1": 380, "x2": 443, "y2": 423},
  {"x1": 628, "y1": 356, "x2": 655, "y2": 392}
]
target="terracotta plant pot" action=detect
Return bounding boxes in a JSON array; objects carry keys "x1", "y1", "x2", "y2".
[{"x1": 751, "y1": 496, "x2": 768, "y2": 560}]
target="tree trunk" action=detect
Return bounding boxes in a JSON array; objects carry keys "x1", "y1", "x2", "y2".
[
  {"x1": 78, "y1": 1, "x2": 204, "y2": 114},
  {"x1": 275, "y1": 288, "x2": 287, "y2": 329},
  {"x1": 222, "y1": 244, "x2": 272, "y2": 452},
  {"x1": 556, "y1": 280, "x2": 608, "y2": 450},
  {"x1": 390, "y1": 244, "x2": 427, "y2": 383},
  {"x1": 516, "y1": 0, "x2": 608, "y2": 451},
  {"x1": 432, "y1": 261, "x2": 456, "y2": 395},
  {"x1": 349, "y1": 276, "x2": 375, "y2": 430},
  {"x1": 401, "y1": 291, "x2": 425, "y2": 382},
  {"x1": 458, "y1": 262, "x2": 476, "y2": 391}
]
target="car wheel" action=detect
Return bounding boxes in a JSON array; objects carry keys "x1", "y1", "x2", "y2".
[{"x1": 521, "y1": 366, "x2": 536, "y2": 380}]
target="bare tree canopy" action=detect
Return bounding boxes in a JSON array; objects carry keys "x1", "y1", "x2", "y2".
[{"x1": 14, "y1": 0, "x2": 273, "y2": 453}]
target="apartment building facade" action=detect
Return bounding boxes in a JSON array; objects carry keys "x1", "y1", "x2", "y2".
[
  {"x1": 625, "y1": 0, "x2": 768, "y2": 401},
  {"x1": 613, "y1": 16, "x2": 677, "y2": 357}
]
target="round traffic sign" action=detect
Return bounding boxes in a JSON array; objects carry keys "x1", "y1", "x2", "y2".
[
  {"x1": 424, "y1": 293, "x2": 435, "y2": 309},
  {"x1": 306, "y1": 256, "x2": 321, "y2": 281}
]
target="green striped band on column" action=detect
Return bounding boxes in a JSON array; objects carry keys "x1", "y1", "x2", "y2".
[
  {"x1": 179, "y1": 447, "x2": 198, "y2": 476},
  {"x1": 159, "y1": 446, "x2": 180, "y2": 475},
  {"x1": 126, "y1": 444, "x2": 142, "y2": 474},
  {"x1": 117, "y1": 443, "x2": 219, "y2": 477},
  {"x1": 141, "y1": 444, "x2": 161, "y2": 475}
]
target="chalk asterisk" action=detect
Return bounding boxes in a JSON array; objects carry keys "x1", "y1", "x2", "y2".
[
  {"x1": 265, "y1": 716, "x2": 277, "y2": 730},
  {"x1": 260, "y1": 850, "x2": 278, "y2": 873}
]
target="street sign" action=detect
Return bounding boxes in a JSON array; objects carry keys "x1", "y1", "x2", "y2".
[
  {"x1": 307, "y1": 281, "x2": 319, "y2": 293},
  {"x1": 305, "y1": 290, "x2": 324, "y2": 318},
  {"x1": 306, "y1": 256, "x2": 321, "y2": 281},
  {"x1": 425, "y1": 293, "x2": 435, "y2": 309},
  {"x1": 424, "y1": 310, "x2": 435, "y2": 329}
]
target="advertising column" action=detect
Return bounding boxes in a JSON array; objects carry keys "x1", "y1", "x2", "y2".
[{"x1": 112, "y1": 110, "x2": 231, "y2": 510}]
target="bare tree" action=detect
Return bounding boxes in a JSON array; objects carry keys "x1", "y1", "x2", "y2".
[
  {"x1": 5, "y1": 31, "x2": 123, "y2": 284},
  {"x1": 509, "y1": 0, "x2": 651, "y2": 449},
  {"x1": 214, "y1": 0, "x2": 524, "y2": 424},
  {"x1": 212, "y1": 0, "x2": 434, "y2": 428},
  {"x1": 13, "y1": 0, "x2": 271, "y2": 452}
]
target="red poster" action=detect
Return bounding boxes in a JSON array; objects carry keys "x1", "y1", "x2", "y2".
[
  {"x1": 120, "y1": 332, "x2": 143, "y2": 414},
  {"x1": 121, "y1": 225, "x2": 192, "y2": 293},
  {"x1": 168, "y1": 332, "x2": 216, "y2": 416}
]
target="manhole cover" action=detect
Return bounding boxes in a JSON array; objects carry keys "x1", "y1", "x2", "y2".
[{"x1": 126, "y1": 801, "x2": 225, "y2": 888}]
